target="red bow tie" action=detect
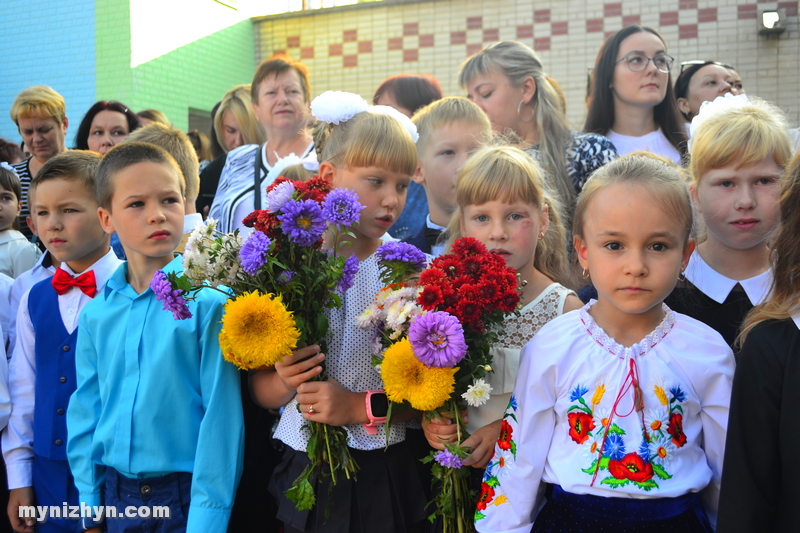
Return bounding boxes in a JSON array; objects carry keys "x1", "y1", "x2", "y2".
[{"x1": 51, "y1": 268, "x2": 97, "y2": 297}]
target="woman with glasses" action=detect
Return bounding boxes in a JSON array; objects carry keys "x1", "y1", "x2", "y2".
[
  {"x1": 460, "y1": 41, "x2": 617, "y2": 210},
  {"x1": 675, "y1": 61, "x2": 735, "y2": 123},
  {"x1": 585, "y1": 26, "x2": 687, "y2": 164}
]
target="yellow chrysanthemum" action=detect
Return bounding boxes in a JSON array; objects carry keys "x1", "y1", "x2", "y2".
[
  {"x1": 653, "y1": 385, "x2": 669, "y2": 406},
  {"x1": 381, "y1": 338, "x2": 456, "y2": 411},
  {"x1": 218, "y1": 291, "x2": 300, "y2": 370}
]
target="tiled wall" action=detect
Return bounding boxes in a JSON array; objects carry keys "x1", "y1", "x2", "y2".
[{"x1": 255, "y1": 0, "x2": 800, "y2": 127}]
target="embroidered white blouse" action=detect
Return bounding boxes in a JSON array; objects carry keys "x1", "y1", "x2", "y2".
[
  {"x1": 475, "y1": 302, "x2": 733, "y2": 533},
  {"x1": 467, "y1": 283, "x2": 574, "y2": 434}
]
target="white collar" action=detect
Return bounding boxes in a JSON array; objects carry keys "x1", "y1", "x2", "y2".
[
  {"x1": 685, "y1": 251, "x2": 772, "y2": 305},
  {"x1": 184, "y1": 213, "x2": 203, "y2": 234},
  {"x1": 60, "y1": 248, "x2": 124, "y2": 293},
  {"x1": 0, "y1": 230, "x2": 26, "y2": 245},
  {"x1": 793, "y1": 312, "x2": 800, "y2": 332},
  {"x1": 426, "y1": 215, "x2": 446, "y2": 232}
]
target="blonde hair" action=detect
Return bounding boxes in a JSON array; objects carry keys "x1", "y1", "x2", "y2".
[
  {"x1": 690, "y1": 98, "x2": 792, "y2": 186},
  {"x1": 446, "y1": 145, "x2": 570, "y2": 286},
  {"x1": 458, "y1": 41, "x2": 575, "y2": 208},
  {"x1": 126, "y1": 123, "x2": 200, "y2": 202},
  {"x1": 739, "y1": 151, "x2": 800, "y2": 344},
  {"x1": 312, "y1": 111, "x2": 417, "y2": 176},
  {"x1": 214, "y1": 85, "x2": 266, "y2": 152},
  {"x1": 412, "y1": 96, "x2": 491, "y2": 156},
  {"x1": 10, "y1": 85, "x2": 66, "y2": 124},
  {"x1": 574, "y1": 156, "x2": 693, "y2": 242},
  {"x1": 136, "y1": 109, "x2": 169, "y2": 125}
]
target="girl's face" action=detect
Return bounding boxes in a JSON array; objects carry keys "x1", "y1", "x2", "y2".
[
  {"x1": 692, "y1": 157, "x2": 781, "y2": 253},
  {"x1": 575, "y1": 183, "x2": 692, "y2": 325},
  {"x1": 328, "y1": 163, "x2": 411, "y2": 241},
  {"x1": 461, "y1": 199, "x2": 548, "y2": 275},
  {"x1": 87, "y1": 110, "x2": 130, "y2": 155},
  {"x1": 611, "y1": 31, "x2": 669, "y2": 112},
  {"x1": 677, "y1": 64, "x2": 733, "y2": 120},
  {"x1": 0, "y1": 186, "x2": 20, "y2": 232},
  {"x1": 465, "y1": 70, "x2": 531, "y2": 138},
  {"x1": 221, "y1": 110, "x2": 244, "y2": 152}
]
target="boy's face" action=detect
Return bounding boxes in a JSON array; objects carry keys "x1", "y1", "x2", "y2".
[
  {"x1": 98, "y1": 161, "x2": 185, "y2": 262},
  {"x1": 417, "y1": 120, "x2": 487, "y2": 215},
  {"x1": 34, "y1": 177, "x2": 109, "y2": 273}
]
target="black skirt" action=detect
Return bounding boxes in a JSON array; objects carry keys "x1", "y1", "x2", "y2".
[
  {"x1": 531, "y1": 485, "x2": 712, "y2": 532},
  {"x1": 270, "y1": 440, "x2": 429, "y2": 533}
]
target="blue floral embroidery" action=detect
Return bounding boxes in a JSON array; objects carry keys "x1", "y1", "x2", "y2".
[
  {"x1": 603, "y1": 434, "x2": 626, "y2": 460},
  {"x1": 570, "y1": 385, "x2": 590, "y2": 402},
  {"x1": 669, "y1": 386, "x2": 686, "y2": 403}
]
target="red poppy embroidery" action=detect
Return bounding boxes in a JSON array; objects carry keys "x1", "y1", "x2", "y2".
[
  {"x1": 477, "y1": 482, "x2": 495, "y2": 511},
  {"x1": 567, "y1": 412, "x2": 595, "y2": 444},
  {"x1": 608, "y1": 452, "x2": 655, "y2": 483},
  {"x1": 498, "y1": 420, "x2": 513, "y2": 450},
  {"x1": 667, "y1": 412, "x2": 687, "y2": 448}
]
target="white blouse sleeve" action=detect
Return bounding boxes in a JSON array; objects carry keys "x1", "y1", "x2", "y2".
[{"x1": 475, "y1": 336, "x2": 558, "y2": 533}]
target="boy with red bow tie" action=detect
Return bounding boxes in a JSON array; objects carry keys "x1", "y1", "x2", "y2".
[{"x1": 2, "y1": 150, "x2": 122, "y2": 532}]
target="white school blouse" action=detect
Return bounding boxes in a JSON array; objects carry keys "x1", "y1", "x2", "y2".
[{"x1": 475, "y1": 302, "x2": 733, "y2": 533}]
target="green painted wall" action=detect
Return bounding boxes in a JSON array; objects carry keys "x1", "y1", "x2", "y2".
[{"x1": 95, "y1": 3, "x2": 255, "y2": 132}]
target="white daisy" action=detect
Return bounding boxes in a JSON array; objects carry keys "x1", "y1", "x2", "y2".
[
  {"x1": 644, "y1": 408, "x2": 670, "y2": 436},
  {"x1": 651, "y1": 435, "x2": 676, "y2": 465},
  {"x1": 462, "y1": 379, "x2": 493, "y2": 407}
]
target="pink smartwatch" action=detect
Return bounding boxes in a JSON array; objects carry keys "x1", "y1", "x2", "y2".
[{"x1": 363, "y1": 390, "x2": 388, "y2": 435}]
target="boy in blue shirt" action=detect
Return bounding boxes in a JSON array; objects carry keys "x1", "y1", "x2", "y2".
[
  {"x1": 3, "y1": 150, "x2": 121, "y2": 532},
  {"x1": 66, "y1": 142, "x2": 244, "y2": 533}
]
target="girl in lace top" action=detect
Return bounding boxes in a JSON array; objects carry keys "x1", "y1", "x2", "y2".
[
  {"x1": 476, "y1": 156, "x2": 734, "y2": 532},
  {"x1": 423, "y1": 145, "x2": 582, "y2": 467}
]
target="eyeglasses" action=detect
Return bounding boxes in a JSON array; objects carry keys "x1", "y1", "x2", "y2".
[
  {"x1": 679, "y1": 60, "x2": 735, "y2": 73},
  {"x1": 615, "y1": 52, "x2": 674, "y2": 73}
]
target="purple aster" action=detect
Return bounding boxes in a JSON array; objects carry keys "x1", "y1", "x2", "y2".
[
  {"x1": 337, "y1": 254, "x2": 359, "y2": 293},
  {"x1": 434, "y1": 449, "x2": 464, "y2": 469},
  {"x1": 276, "y1": 270, "x2": 295, "y2": 285},
  {"x1": 408, "y1": 311, "x2": 467, "y2": 368},
  {"x1": 266, "y1": 181, "x2": 296, "y2": 213},
  {"x1": 322, "y1": 188, "x2": 365, "y2": 227},
  {"x1": 239, "y1": 231, "x2": 272, "y2": 275},
  {"x1": 277, "y1": 199, "x2": 326, "y2": 247},
  {"x1": 150, "y1": 270, "x2": 192, "y2": 320},
  {"x1": 376, "y1": 242, "x2": 427, "y2": 271}
]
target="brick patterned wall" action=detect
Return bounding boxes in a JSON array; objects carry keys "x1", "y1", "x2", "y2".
[
  {"x1": 0, "y1": 0, "x2": 97, "y2": 146},
  {"x1": 255, "y1": 0, "x2": 800, "y2": 127}
]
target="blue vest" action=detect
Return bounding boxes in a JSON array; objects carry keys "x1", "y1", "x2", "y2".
[{"x1": 28, "y1": 279, "x2": 77, "y2": 461}]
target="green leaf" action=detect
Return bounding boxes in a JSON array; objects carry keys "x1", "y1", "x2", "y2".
[
  {"x1": 599, "y1": 456, "x2": 609, "y2": 469},
  {"x1": 285, "y1": 469, "x2": 316, "y2": 510},
  {"x1": 600, "y1": 477, "x2": 630, "y2": 489},
  {"x1": 511, "y1": 441, "x2": 517, "y2": 460},
  {"x1": 485, "y1": 476, "x2": 500, "y2": 488},
  {"x1": 632, "y1": 479, "x2": 659, "y2": 491},
  {"x1": 608, "y1": 424, "x2": 627, "y2": 435},
  {"x1": 651, "y1": 462, "x2": 673, "y2": 480},
  {"x1": 474, "y1": 511, "x2": 486, "y2": 522},
  {"x1": 673, "y1": 404, "x2": 684, "y2": 414},
  {"x1": 581, "y1": 459, "x2": 598, "y2": 474}
]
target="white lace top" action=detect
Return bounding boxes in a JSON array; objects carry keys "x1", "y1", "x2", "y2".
[
  {"x1": 273, "y1": 252, "x2": 411, "y2": 452},
  {"x1": 475, "y1": 302, "x2": 734, "y2": 533},
  {"x1": 467, "y1": 283, "x2": 574, "y2": 433}
]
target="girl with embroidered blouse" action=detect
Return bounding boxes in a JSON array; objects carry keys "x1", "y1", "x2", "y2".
[
  {"x1": 476, "y1": 156, "x2": 734, "y2": 532},
  {"x1": 717, "y1": 151, "x2": 800, "y2": 532},
  {"x1": 664, "y1": 95, "x2": 792, "y2": 349},
  {"x1": 421, "y1": 145, "x2": 582, "y2": 467},
  {"x1": 249, "y1": 92, "x2": 430, "y2": 533}
]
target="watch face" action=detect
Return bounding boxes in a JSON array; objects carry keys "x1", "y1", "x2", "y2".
[{"x1": 370, "y1": 392, "x2": 389, "y2": 418}]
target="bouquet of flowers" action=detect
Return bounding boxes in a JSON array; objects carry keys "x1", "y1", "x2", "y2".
[
  {"x1": 371, "y1": 238, "x2": 521, "y2": 533},
  {"x1": 150, "y1": 175, "x2": 364, "y2": 511}
]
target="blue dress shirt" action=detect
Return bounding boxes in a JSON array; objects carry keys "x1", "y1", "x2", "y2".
[{"x1": 67, "y1": 256, "x2": 244, "y2": 532}]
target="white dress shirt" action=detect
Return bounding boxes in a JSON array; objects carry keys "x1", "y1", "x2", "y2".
[
  {"x1": 2, "y1": 249, "x2": 122, "y2": 489},
  {"x1": 7, "y1": 251, "x2": 57, "y2": 355}
]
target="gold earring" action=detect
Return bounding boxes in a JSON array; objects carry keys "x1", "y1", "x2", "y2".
[
  {"x1": 582, "y1": 268, "x2": 590, "y2": 280},
  {"x1": 538, "y1": 231, "x2": 545, "y2": 240}
]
